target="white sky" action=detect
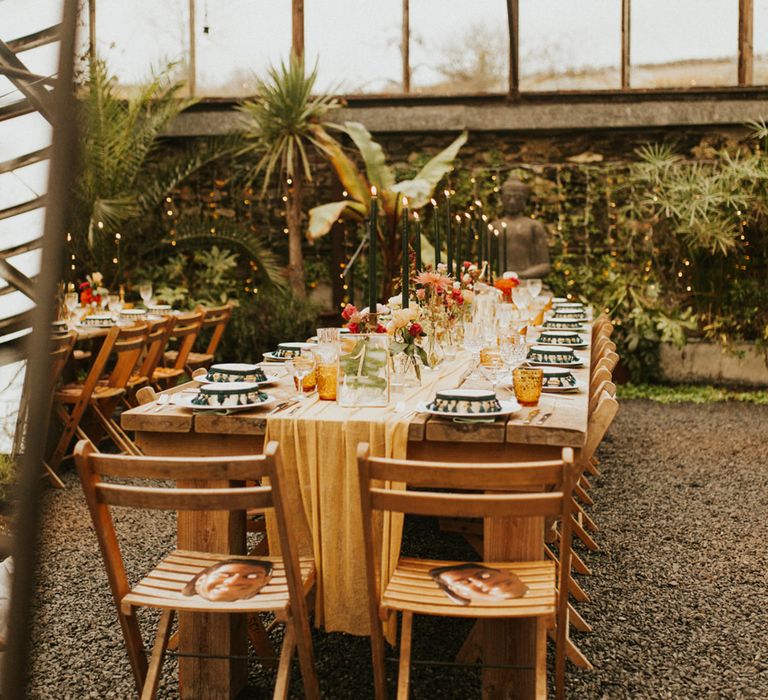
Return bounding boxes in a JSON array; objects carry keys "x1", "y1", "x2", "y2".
[{"x1": 3, "y1": 1, "x2": 767, "y2": 94}]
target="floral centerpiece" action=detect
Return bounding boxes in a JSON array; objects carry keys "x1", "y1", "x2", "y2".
[
  {"x1": 413, "y1": 266, "x2": 473, "y2": 365},
  {"x1": 79, "y1": 271, "x2": 106, "y2": 306},
  {"x1": 387, "y1": 305, "x2": 428, "y2": 382},
  {"x1": 494, "y1": 272, "x2": 520, "y2": 301},
  {"x1": 338, "y1": 303, "x2": 390, "y2": 406}
]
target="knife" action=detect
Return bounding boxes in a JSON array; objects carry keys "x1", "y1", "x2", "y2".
[
  {"x1": 522, "y1": 409, "x2": 540, "y2": 425},
  {"x1": 536, "y1": 411, "x2": 553, "y2": 425}
]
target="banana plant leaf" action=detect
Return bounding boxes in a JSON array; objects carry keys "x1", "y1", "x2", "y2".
[
  {"x1": 310, "y1": 125, "x2": 370, "y2": 204},
  {"x1": 343, "y1": 121, "x2": 396, "y2": 192},
  {"x1": 308, "y1": 200, "x2": 367, "y2": 240},
  {"x1": 389, "y1": 130, "x2": 468, "y2": 208}
]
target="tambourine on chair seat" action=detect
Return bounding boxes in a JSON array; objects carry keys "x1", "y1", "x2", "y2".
[{"x1": 55, "y1": 382, "x2": 126, "y2": 403}]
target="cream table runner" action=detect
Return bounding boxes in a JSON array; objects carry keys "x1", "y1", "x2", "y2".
[{"x1": 265, "y1": 355, "x2": 471, "y2": 637}]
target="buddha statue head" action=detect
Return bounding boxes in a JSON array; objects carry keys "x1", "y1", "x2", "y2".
[{"x1": 500, "y1": 176, "x2": 531, "y2": 217}]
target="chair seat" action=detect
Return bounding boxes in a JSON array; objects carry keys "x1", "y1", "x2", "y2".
[
  {"x1": 55, "y1": 383, "x2": 126, "y2": 403},
  {"x1": 164, "y1": 350, "x2": 214, "y2": 367},
  {"x1": 381, "y1": 557, "x2": 556, "y2": 619},
  {"x1": 121, "y1": 550, "x2": 316, "y2": 615},
  {"x1": 127, "y1": 373, "x2": 149, "y2": 390},
  {"x1": 152, "y1": 367, "x2": 184, "y2": 380}
]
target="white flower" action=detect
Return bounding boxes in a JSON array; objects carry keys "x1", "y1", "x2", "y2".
[{"x1": 91, "y1": 271, "x2": 103, "y2": 285}]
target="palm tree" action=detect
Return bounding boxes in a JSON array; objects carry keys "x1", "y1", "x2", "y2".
[
  {"x1": 238, "y1": 54, "x2": 338, "y2": 298},
  {"x1": 71, "y1": 58, "x2": 241, "y2": 285}
]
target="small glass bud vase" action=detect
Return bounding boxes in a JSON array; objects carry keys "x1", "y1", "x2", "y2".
[{"x1": 337, "y1": 334, "x2": 390, "y2": 407}]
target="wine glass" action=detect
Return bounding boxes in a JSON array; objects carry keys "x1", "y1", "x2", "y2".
[
  {"x1": 98, "y1": 289, "x2": 109, "y2": 311},
  {"x1": 107, "y1": 294, "x2": 122, "y2": 314},
  {"x1": 511, "y1": 285, "x2": 531, "y2": 312},
  {"x1": 480, "y1": 353, "x2": 506, "y2": 396},
  {"x1": 286, "y1": 350, "x2": 316, "y2": 400},
  {"x1": 525, "y1": 278, "x2": 543, "y2": 300},
  {"x1": 500, "y1": 333, "x2": 528, "y2": 376},
  {"x1": 139, "y1": 282, "x2": 153, "y2": 307},
  {"x1": 462, "y1": 321, "x2": 484, "y2": 377},
  {"x1": 64, "y1": 292, "x2": 79, "y2": 325}
]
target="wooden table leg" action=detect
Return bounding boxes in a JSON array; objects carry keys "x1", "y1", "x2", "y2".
[
  {"x1": 482, "y1": 514, "x2": 544, "y2": 700},
  {"x1": 177, "y1": 481, "x2": 247, "y2": 700}
]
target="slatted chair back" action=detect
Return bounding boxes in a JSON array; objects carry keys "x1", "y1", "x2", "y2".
[
  {"x1": 104, "y1": 323, "x2": 151, "y2": 391},
  {"x1": 74, "y1": 439, "x2": 317, "y2": 696},
  {"x1": 589, "y1": 379, "x2": 616, "y2": 415},
  {"x1": 196, "y1": 302, "x2": 233, "y2": 357},
  {"x1": 594, "y1": 355, "x2": 617, "y2": 375},
  {"x1": 583, "y1": 391, "x2": 619, "y2": 467},
  {"x1": 357, "y1": 446, "x2": 575, "y2": 700},
  {"x1": 166, "y1": 310, "x2": 204, "y2": 371},
  {"x1": 48, "y1": 331, "x2": 76, "y2": 392},
  {"x1": 136, "y1": 316, "x2": 176, "y2": 382},
  {"x1": 591, "y1": 315, "x2": 614, "y2": 341},
  {"x1": 48, "y1": 326, "x2": 121, "y2": 471},
  {"x1": 590, "y1": 365, "x2": 612, "y2": 391}
]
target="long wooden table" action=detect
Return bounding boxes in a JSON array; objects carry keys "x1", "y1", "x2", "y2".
[{"x1": 122, "y1": 339, "x2": 590, "y2": 699}]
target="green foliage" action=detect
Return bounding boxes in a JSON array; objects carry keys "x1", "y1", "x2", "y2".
[
  {"x1": 618, "y1": 383, "x2": 768, "y2": 405},
  {"x1": 0, "y1": 454, "x2": 15, "y2": 509},
  {"x1": 70, "y1": 58, "x2": 240, "y2": 286},
  {"x1": 217, "y1": 288, "x2": 320, "y2": 363},
  {"x1": 238, "y1": 54, "x2": 338, "y2": 191}
]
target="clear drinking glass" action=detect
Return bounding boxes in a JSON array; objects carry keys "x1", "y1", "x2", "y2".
[
  {"x1": 500, "y1": 333, "x2": 528, "y2": 370},
  {"x1": 480, "y1": 355, "x2": 506, "y2": 395},
  {"x1": 287, "y1": 350, "x2": 317, "y2": 400},
  {"x1": 526, "y1": 278, "x2": 543, "y2": 300},
  {"x1": 462, "y1": 321, "x2": 485, "y2": 377},
  {"x1": 64, "y1": 291, "x2": 78, "y2": 322},
  {"x1": 107, "y1": 294, "x2": 122, "y2": 314},
  {"x1": 139, "y1": 282, "x2": 153, "y2": 306},
  {"x1": 511, "y1": 286, "x2": 531, "y2": 312}
]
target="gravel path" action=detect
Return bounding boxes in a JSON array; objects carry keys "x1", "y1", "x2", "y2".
[{"x1": 27, "y1": 400, "x2": 768, "y2": 699}]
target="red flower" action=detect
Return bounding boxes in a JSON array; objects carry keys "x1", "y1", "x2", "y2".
[
  {"x1": 347, "y1": 322, "x2": 359, "y2": 333},
  {"x1": 341, "y1": 304, "x2": 358, "y2": 321},
  {"x1": 375, "y1": 324, "x2": 387, "y2": 334},
  {"x1": 409, "y1": 322, "x2": 423, "y2": 337}
]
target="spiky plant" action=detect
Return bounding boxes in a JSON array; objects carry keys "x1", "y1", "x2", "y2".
[
  {"x1": 71, "y1": 58, "x2": 240, "y2": 284},
  {"x1": 238, "y1": 54, "x2": 339, "y2": 298}
]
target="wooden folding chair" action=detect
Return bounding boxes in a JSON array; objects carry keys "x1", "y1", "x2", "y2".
[
  {"x1": 357, "y1": 445, "x2": 575, "y2": 700},
  {"x1": 164, "y1": 303, "x2": 232, "y2": 375},
  {"x1": 124, "y1": 316, "x2": 177, "y2": 407},
  {"x1": 49, "y1": 326, "x2": 121, "y2": 472},
  {"x1": 154, "y1": 311, "x2": 204, "y2": 390},
  {"x1": 74, "y1": 440, "x2": 319, "y2": 700},
  {"x1": 52, "y1": 324, "x2": 149, "y2": 462},
  {"x1": 43, "y1": 331, "x2": 77, "y2": 487}
]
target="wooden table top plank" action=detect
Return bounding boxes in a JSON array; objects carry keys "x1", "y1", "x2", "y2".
[{"x1": 122, "y1": 325, "x2": 593, "y2": 448}]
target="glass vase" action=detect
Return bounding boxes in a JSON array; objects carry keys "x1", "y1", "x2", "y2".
[{"x1": 337, "y1": 334, "x2": 390, "y2": 407}]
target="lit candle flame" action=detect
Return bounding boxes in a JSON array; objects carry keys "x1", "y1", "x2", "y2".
[
  {"x1": 414, "y1": 211, "x2": 420, "y2": 221},
  {"x1": 444, "y1": 189, "x2": 450, "y2": 197},
  {"x1": 430, "y1": 198, "x2": 437, "y2": 207},
  {"x1": 371, "y1": 185, "x2": 377, "y2": 197},
  {"x1": 464, "y1": 212, "x2": 471, "y2": 219},
  {"x1": 455, "y1": 214, "x2": 461, "y2": 222},
  {"x1": 402, "y1": 196, "x2": 408, "y2": 207}
]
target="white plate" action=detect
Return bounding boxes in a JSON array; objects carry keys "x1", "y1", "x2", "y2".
[
  {"x1": 542, "y1": 381, "x2": 584, "y2": 394},
  {"x1": 527, "y1": 359, "x2": 584, "y2": 368},
  {"x1": 262, "y1": 352, "x2": 290, "y2": 362},
  {"x1": 417, "y1": 399, "x2": 521, "y2": 419},
  {"x1": 171, "y1": 393, "x2": 277, "y2": 412},
  {"x1": 197, "y1": 367, "x2": 285, "y2": 387}
]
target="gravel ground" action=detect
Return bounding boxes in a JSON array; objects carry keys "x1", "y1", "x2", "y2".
[{"x1": 26, "y1": 400, "x2": 768, "y2": 699}]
